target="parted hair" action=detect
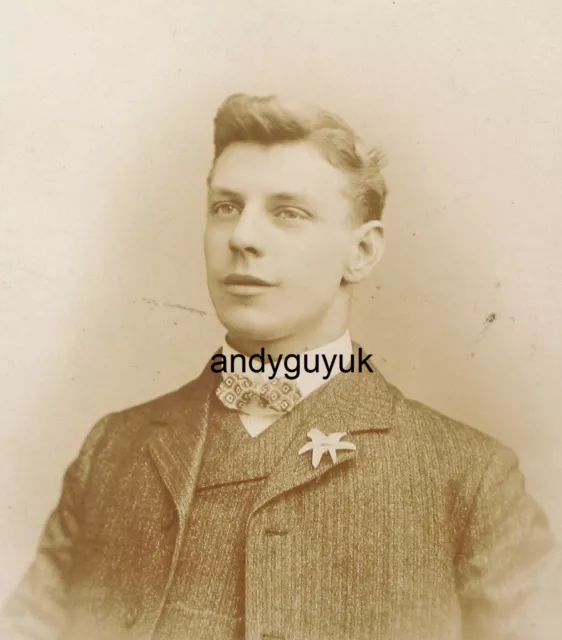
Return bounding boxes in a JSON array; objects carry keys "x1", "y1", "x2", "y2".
[{"x1": 211, "y1": 93, "x2": 388, "y2": 223}]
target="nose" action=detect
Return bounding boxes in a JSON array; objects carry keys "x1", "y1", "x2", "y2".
[{"x1": 228, "y1": 205, "x2": 266, "y2": 256}]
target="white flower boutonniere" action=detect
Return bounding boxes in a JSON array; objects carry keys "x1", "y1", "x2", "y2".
[{"x1": 298, "y1": 428, "x2": 356, "y2": 468}]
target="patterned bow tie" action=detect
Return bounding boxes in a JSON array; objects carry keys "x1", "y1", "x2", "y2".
[{"x1": 216, "y1": 373, "x2": 303, "y2": 414}]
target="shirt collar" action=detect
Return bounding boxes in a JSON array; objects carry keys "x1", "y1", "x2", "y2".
[{"x1": 220, "y1": 330, "x2": 353, "y2": 400}]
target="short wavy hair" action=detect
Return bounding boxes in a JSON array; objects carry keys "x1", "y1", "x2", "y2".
[{"x1": 210, "y1": 93, "x2": 388, "y2": 223}]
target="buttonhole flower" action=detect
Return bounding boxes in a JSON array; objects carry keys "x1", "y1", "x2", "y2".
[{"x1": 298, "y1": 428, "x2": 356, "y2": 468}]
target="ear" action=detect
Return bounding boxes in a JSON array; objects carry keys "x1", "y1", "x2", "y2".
[{"x1": 342, "y1": 220, "x2": 385, "y2": 284}]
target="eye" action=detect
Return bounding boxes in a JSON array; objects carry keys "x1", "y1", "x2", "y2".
[
  {"x1": 210, "y1": 202, "x2": 241, "y2": 217},
  {"x1": 274, "y1": 207, "x2": 307, "y2": 221}
]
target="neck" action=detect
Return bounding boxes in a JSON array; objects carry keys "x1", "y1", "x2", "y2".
[{"x1": 226, "y1": 328, "x2": 348, "y2": 360}]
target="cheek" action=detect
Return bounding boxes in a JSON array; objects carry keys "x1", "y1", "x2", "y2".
[
  {"x1": 202, "y1": 227, "x2": 212, "y2": 259},
  {"x1": 287, "y1": 236, "x2": 349, "y2": 283},
  {"x1": 204, "y1": 227, "x2": 227, "y2": 270}
]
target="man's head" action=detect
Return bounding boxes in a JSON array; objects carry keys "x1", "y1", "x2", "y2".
[{"x1": 204, "y1": 93, "x2": 388, "y2": 353}]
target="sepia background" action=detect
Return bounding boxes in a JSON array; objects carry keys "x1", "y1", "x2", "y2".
[{"x1": 1, "y1": 0, "x2": 561, "y2": 601}]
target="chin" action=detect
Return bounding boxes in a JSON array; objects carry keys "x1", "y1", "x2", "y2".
[{"x1": 218, "y1": 307, "x2": 285, "y2": 342}]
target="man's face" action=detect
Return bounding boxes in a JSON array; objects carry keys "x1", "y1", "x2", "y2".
[{"x1": 204, "y1": 141, "x2": 358, "y2": 344}]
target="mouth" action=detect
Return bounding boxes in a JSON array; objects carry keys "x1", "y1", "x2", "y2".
[
  {"x1": 222, "y1": 274, "x2": 274, "y2": 286},
  {"x1": 221, "y1": 273, "x2": 275, "y2": 295}
]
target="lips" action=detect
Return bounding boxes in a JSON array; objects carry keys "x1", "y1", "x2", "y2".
[{"x1": 222, "y1": 274, "x2": 273, "y2": 286}]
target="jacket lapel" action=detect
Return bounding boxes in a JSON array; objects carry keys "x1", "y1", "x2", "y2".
[
  {"x1": 250, "y1": 346, "x2": 400, "y2": 516},
  {"x1": 146, "y1": 358, "x2": 219, "y2": 523}
]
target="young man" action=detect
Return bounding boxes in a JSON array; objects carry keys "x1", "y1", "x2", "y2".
[{"x1": 2, "y1": 94, "x2": 560, "y2": 639}]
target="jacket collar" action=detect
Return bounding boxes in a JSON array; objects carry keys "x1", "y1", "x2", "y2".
[{"x1": 146, "y1": 342, "x2": 400, "y2": 519}]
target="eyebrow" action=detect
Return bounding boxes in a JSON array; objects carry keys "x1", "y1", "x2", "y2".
[
  {"x1": 208, "y1": 186, "x2": 314, "y2": 206},
  {"x1": 267, "y1": 191, "x2": 311, "y2": 204},
  {"x1": 207, "y1": 187, "x2": 242, "y2": 199}
]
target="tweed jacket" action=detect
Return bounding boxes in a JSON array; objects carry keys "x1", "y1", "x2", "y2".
[{"x1": 2, "y1": 345, "x2": 561, "y2": 640}]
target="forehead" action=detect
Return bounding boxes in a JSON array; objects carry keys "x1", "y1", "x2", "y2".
[{"x1": 208, "y1": 141, "x2": 350, "y2": 200}]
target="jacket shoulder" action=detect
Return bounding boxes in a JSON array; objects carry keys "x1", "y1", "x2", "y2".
[
  {"x1": 396, "y1": 390, "x2": 516, "y2": 468},
  {"x1": 80, "y1": 372, "x2": 212, "y2": 458}
]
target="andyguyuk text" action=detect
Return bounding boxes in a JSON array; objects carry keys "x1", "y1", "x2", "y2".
[{"x1": 210, "y1": 348, "x2": 374, "y2": 380}]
